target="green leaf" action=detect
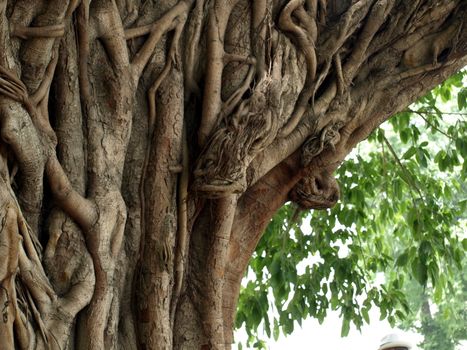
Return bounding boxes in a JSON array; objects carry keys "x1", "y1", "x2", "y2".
[
  {"x1": 455, "y1": 138, "x2": 467, "y2": 158},
  {"x1": 341, "y1": 318, "x2": 350, "y2": 337},
  {"x1": 403, "y1": 146, "x2": 417, "y2": 159},
  {"x1": 362, "y1": 307, "x2": 370, "y2": 324},
  {"x1": 458, "y1": 88, "x2": 467, "y2": 110},
  {"x1": 411, "y1": 257, "x2": 428, "y2": 285},
  {"x1": 395, "y1": 310, "x2": 405, "y2": 321},
  {"x1": 400, "y1": 129, "x2": 409, "y2": 143},
  {"x1": 440, "y1": 86, "x2": 451, "y2": 102},
  {"x1": 396, "y1": 251, "x2": 409, "y2": 267},
  {"x1": 416, "y1": 148, "x2": 428, "y2": 167},
  {"x1": 273, "y1": 319, "x2": 280, "y2": 341},
  {"x1": 433, "y1": 284, "x2": 443, "y2": 304},
  {"x1": 462, "y1": 238, "x2": 467, "y2": 251}
]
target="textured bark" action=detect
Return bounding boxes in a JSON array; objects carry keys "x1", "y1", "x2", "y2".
[{"x1": 0, "y1": 1, "x2": 466, "y2": 349}]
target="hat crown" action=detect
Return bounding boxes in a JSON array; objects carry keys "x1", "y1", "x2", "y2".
[{"x1": 378, "y1": 333, "x2": 412, "y2": 350}]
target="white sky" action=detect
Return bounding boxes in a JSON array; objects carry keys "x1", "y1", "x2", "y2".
[{"x1": 236, "y1": 306, "x2": 467, "y2": 350}]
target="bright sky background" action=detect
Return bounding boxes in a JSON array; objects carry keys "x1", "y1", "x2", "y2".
[
  {"x1": 249, "y1": 308, "x2": 421, "y2": 350},
  {"x1": 236, "y1": 305, "x2": 467, "y2": 350}
]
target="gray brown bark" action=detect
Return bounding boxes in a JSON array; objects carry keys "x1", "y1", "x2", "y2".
[{"x1": 0, "y1": 1, "x2": 466, "y2": 349}]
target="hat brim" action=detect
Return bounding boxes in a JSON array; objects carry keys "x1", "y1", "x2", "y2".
[{"x1": 378, "y1": 340, "x2": 412, "y2": 349}]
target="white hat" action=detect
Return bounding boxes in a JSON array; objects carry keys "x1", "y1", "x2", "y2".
[{"x1": 378, "y1": 333, "x2": 412, "y2": 349}]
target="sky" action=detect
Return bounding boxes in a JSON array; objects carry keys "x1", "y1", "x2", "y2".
[
  {"x1": 256, "y1": 309, "x2": 420, "y2": 350},
  {"x1": 236, "y1": 305, "x2": 467, "y2": 350}
]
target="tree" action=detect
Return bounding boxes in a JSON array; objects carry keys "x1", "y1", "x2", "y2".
[
  {"x1": 398, "y1": 258, "x2": 466, "y2": 350},
  {"x1": 0, "y1": 1, "x2": 466, "y2": 349},
  {"x1": 237, "y1": 72, "x2": 467, "y2": 347}
]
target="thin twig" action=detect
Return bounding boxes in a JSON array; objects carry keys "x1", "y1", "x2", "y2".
[
  {"x1": 407, "y1": 109, "x2": 456, "y2": 140},
  {"x1": 408, "y1": 108, "x2": 467, "y2": 116},
  {"x1": 381, "y1": 134, "x2": 424, "y2": 199}
]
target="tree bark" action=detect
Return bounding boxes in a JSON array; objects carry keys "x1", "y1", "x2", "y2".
[{"x1": 0, "y1": 1, "x2": 466, "y2": 349}]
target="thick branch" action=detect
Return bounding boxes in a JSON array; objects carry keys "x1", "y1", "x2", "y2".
[{"x1": 223, "y1": 154, "x2": 302, "y2": 345}]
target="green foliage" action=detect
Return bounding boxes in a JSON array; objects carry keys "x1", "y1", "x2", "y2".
[
  {"x1": 397, "y1": 260, "x2": 467, "y2": 350},
  {"x1": 236, "y1": 70, "x2": 467, "y2": 348}
]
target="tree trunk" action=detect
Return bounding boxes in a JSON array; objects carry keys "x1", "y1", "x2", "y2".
[{"x1": 0, "y1": 1, "x2": 465, "y2": 349}]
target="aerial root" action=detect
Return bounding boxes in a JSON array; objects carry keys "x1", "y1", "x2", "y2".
[
  {"x1": 0, "y1": 57, "x2": 58, "y2": 146},
  {"x1": 289, "y1": 168, "x2": 340, "y2": 210},
  {"x1": 198, "y1": 0, "x2": 240, "y2": 146},
  {"x1": 277, "y1": 0, "x2": 322, "y2": 138},
  {"x1": 278, "y1": 0, "x2": 317, "y2": 83},
  {"x1": 342, "y1": 0, "x2": 390, "y2": 86},
  {"x1": 136, "y1": 3, "x2": 191, "y2": 331},
  {"x1": 301, "y1": 121, "x2": 344, "y2": 166},
  {"x1": 31, "y1": 48, "x2": 59, "y2": 105},
  {"x1": 147, "y1": 18, "x2": 186, "y2": 134},
  {"x1": 184, "y1": 0, "x2": 205, "y2": 98},
  {"x1": 201, "y1": 195, "x2": 237, "y2": 349},
  {"x1": 334, "y1": 53, "x2": 345, "y2": 95},
  {"x1": 129, "y1": 0, "x2": 193, "y2": 82},
  {"x1": 221, "y1": 65, "x2": 256, "y2": 118},
  {"x1": 45, "y1": 156, "x2": 97, "y2": 231},
  {"x1": 11, "y1": 23, "x2": 65, "y2": 39},
  {"x1": 140, "y1": 19, "x2": 186, "y2": 289},
  {"x1": 0, "y1": 66, "x2": 28, "y2": 103},
  {"x1": 171, "y1": 124, "x2": 189, "y2": 323}
]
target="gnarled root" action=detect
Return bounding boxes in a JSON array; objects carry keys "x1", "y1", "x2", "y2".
[
  {"x1": 289, "y1": 169, "x2": 340, "y2": 209},
  {"x1": 0, "y1": 204, "x2": 21, "y2": 350},
  {"x1": 194, "y1": 78, "x2": 282, "y2": 197},
  {"x1": 301, "y1": 121, "x2": 344, "y2": 166}
]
